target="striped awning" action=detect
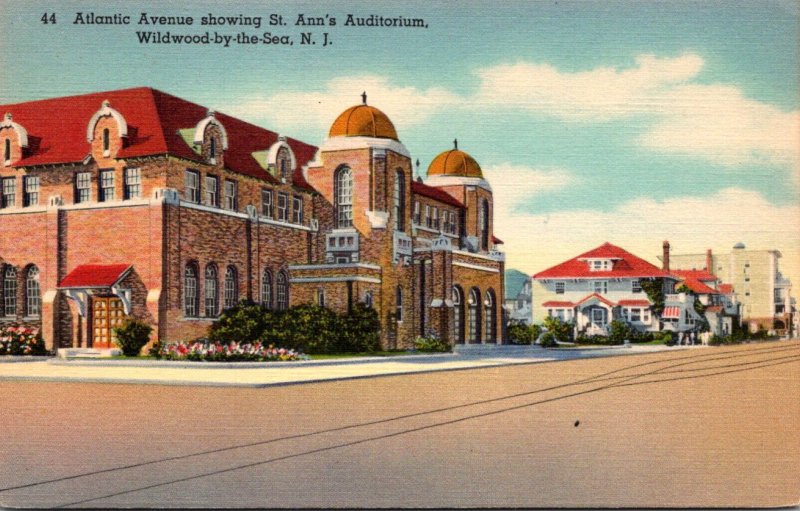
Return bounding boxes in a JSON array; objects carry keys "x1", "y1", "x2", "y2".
[{"x1": 662, "y1": 306, "x2": 681, "y2": 319}]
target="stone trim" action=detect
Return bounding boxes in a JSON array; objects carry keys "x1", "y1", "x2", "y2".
[
  {"x1": 453, "y1": 261, "x2": 500, "y2": 273},
  {"x1": 289, "y1": 262, "x2": 381, "y2": 271},
  {"x1": 290, "y1": 276, "x2": 382, "y2": 284}
]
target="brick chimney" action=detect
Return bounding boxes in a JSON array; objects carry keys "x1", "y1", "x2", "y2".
[
  {"x1": 662, "y1": 240, "x2": 670, "y2": 272},
  {"x1": 705, "y1": 249, "x2": 713, "y2": 273}
]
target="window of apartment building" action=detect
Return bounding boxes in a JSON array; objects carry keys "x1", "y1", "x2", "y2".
[
  {"x1": 204, "y1": 264, "x2": 218, "y2": 318},
  {"x1": 276, "y1": 271, "x2": 288, "y2": 310},
  {"x1": 75, "y1": 172, "x2": 91, "y2": 203},
  {"x1": 631, "y1": 279, "x2": 642, "y2": 293},
  {"x1": 3, "y1": 266, "x2": 16, "y2": 317},
  {"x1": 124, "y1": 168, "x2": 141, "y2": 199},
  {"x1": 555, "y1": 282, "x2": 565, "y2": 294},
  {"x1": 204, "y1": 175, "x2": 219, "y2": 206},
  {"x1": 99, "y1": 170, "x2": 115, "y2": 202},
  {"x1": 223, "y1": 266, "x2": 238, "y2": 309},
  {"x1": 292, "y1": 195, "x2": 303, "y2": 224},
  {"x1": 23, "y1": 176, "x2": 39, "y2": 207},
  {"x1": 450, "y1": 211, "x2": 458, "y2": 235},
  {"x1": 184, "y1": 170, "x2": 199, "y2": 203},
  {"x1": 261, "y1": 189, "x2": 273, "y2": 218},
  {"x1": 395, "y1": 286, "x2": 403, "y2": 322},
  {"x1": 223, "y1": 180, "x2": 237, "y2": 211},
  {"x1": 261, "y1": 269, "x2": 273, "y2": 308},
  {"x1": 277, "y1": 192, "x2": 288, "y2": 222},
  {"x1": 2, "y1": 177, "x2": 16, "y2": 208},
  {"x1": 335, "y1": 166, "x2": 353, "y2": 228},
  {"x1": 413, "y1": 201, "x2": 420, "y2": 225},
  {"x1": 424, "y1": 205, "x2": 431, "y2": 228},
  {"x1": 25, "y1": 265, "x2": 40, "y2": 317},
  {"x1": 592, "y1": 280, "x2": 608, "y2": 294},
  {"x1": 394, "y1": 170, "x2": 405, "y2": 231},
  {"x1": 432, "y1": 207, "x2": 439, "y2": 231},
  {"x1": 184, "y1": 263, "x2": 198, "y2": 317}
]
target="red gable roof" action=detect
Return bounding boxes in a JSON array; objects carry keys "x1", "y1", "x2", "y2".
[
  {"x1": 59, "y1": 264, "x2": 131, "y2": 288},
  {"x1": 2, "y1": 87, "x2": 318, "y2": 189},
  {"x1": 718, "y1": 283, "x2": 734, "y2": 294},
  {"x1": 575, "y1": 293, "x2": 617, "y2": 308},
  {"x1": 533, "y1": 242, "x2": 673, "y2": 279},
  {"x1": 411, "y1": 181, "x2": 464, "y2": 208},
  {"x1": 671, "y1": 269, "x2": 717, "y2": 282},
  {"x1": 672, "y1": 269, "x2": 719, "y2": 295}
]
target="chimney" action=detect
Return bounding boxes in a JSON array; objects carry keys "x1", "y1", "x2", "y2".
[
  {"x1": 705, "y1": 249, "x2": 713, "y2": 273},
  {"x1": 662, "y1": 240, "x2": 670, "y2": 272}
]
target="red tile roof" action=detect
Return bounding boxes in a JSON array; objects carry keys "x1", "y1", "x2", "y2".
[
  {"x1": 2, "y1": 87, "x2": 318, "y2": 189},
  {"x1": 59, "y1": 264, "x2": 131, "y2": 288},
  {"x1": 676, "y1": 277, "x2": 719, "y2": 295},
  {"x1": 671, "y1": 269, "x2": 717, "y2": 282},
  {"x1": 533, "y1": 242, "x2": 673, "y2": 279},
  {"x1": 672, "y1": 270, "x2": 719, "y2": 295},
  {"x1": 718, "y1": 283, "x2": 734, "y2": 294},
  {"x1": 542, "y1": 300, "x2": 575, "y2": 308},
  {"x1": 411, "y1": 181, "x2": 464, "y2": 208},
  {"x1": 618, "y1": 299, "x2": 652, "y2": 307}
]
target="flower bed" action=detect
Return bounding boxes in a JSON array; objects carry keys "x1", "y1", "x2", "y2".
[
  {"x1": 150, "y1": 340, "x2": 308, "y2": 362},
  {"x1": 0, "y1": 324, "x2": 48, "y2": 356}
]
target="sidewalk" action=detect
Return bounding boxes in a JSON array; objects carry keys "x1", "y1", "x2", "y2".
[{"x1": 0, "y1": 344, "x2": 685, "y2": 388}]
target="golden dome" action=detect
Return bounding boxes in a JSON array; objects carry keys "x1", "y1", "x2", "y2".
[
  {"x1": 329, "y1": 94, "x2": 398, "y2": 140},
  {"x1": 427, "y1": 142, "x2": 483, "y2": 178}
]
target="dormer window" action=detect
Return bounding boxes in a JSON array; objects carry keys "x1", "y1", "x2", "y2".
[
  {"x1": 267, "y1": 139, "x2": 296, "y2": 183},
  {"x1": 193, "y1": 111, "x2": 228, "y2": 165},
  {"x1": 3, "y1": 139, "x2": 9, "y2": 162},
  {"x1": 210, "y1": 137, "x2": 217, "y2": 160},
  {"x1": 588, "y1": 259, "x2": 612, "y2": 271},
  {"x1": 1, "y1": 113, "x2": 29, "y2": 166},
  {"x1": 86, "y1": 100, "x2": 127, "y2": 159},
  {"x1": 102, "y1": 128, "x2": 110, "y2": 155}
]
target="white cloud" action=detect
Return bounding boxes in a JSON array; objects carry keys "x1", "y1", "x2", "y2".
[
  {"x1": 496, "y1": 188, "x2": 800, "y2": 287},
  {"x1": 224, "y1": 75, "x2": 459, "y2": 138},
  {"x1": 483, "y1": 164, "x2": 577, "y2": 211},
  {"x1": 473, "y1": 53, "x2": 704, "y2": 121}
]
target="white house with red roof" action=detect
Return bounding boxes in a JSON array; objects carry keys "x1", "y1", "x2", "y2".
[
  {"x1": 671, "y1": 268, "x2": 739, "y2": 339},
  {"x1": 532, "y1": 242, "x2": 679, "y2": 336}
]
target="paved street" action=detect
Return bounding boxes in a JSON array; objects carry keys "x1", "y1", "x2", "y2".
[{"x1": 1, "y1": 340, "x2": 798, "y2": 508}]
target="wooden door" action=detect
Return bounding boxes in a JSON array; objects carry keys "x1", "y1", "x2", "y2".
[{"x1": 92, "y1": 297, "x2": 126, "y2": 349}]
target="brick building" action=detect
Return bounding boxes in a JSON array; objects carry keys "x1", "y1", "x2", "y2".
[{"x1": 0, "y1": 87, "x2": 505, "y2": 351}]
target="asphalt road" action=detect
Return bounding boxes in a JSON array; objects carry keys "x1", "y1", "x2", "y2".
[{"x1": 1, "y1": 340, "x2": 798, "y2": 508}]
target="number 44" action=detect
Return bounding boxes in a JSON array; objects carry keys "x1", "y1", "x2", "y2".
[{"x1": 41, "y1": 12, "x2": 56, "y2": 24}]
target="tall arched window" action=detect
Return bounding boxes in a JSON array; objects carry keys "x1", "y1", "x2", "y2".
[
  {"x1": 479, "y1": 199, "x2": 490, "y2": 251},
  {"x1": 102, "y1": 128, "x2": 110, "y2": 153},
  {"x1": 3, "y1": 266, "x2": 17, "y2": 317},
  {"x1": 261, "y1": 269, "x2": 273, "y2": 308},
  {"x1": 335, "y1": 166, "x2": 353, "y2": 228},
  {"x1": 452, "y1": 285, "x2": 464, "y2": 344},
  {"x1": 277, "y1": 146, "x2": 291, "y2": 181},
  {"x1": 224, "y1": 266, "x2": 238, "y2": 310},
  {"x1": 184, "y1": 263, "x2": 198, "y2": 317},
  {"x1": 395, "y1": 286, "x2": 403, "y2": 322},
  {"x1": 468, "y1": 287, "x2": 481, "y2": 343},
  {"x1": 25, "y1": 265, "x2": 40, "y2": 317},
  {"x1": 484, "y1": 289, "x2": 496, "y2": 342},
  {"x1": 276, "y1": 271, "x2": 289, "y2": 310},
  {"x1": 4, "y1": 139, "x2": 10, "y2": 161},
  {"x1": 204, "y1": 264, "x2": 218, "y2": 317},
  {"x1": 209, "y1": 137, "x2": 217, "y2": 160},
  {"x1": 394, "y1": 169, "x2": 405, "y2": 231}
]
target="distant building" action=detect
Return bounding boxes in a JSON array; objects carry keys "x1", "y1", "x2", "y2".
[
  {"x1": 668, "y1": 244, "x2": 794, "y2": 335},
  {"x1": 504, "y1": 268, "x2": 531, "y2": 324},
  {"x1": 671, "y1": 269, "x2": 738, "y2": 338}
]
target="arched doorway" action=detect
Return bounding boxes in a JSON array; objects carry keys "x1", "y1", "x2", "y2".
[
  {"x1": 452, "y1": 285, "x2": 465, "y2": 344},
  {"x1": 468, "y1": 287, "x2": 481, "y2": 344}
]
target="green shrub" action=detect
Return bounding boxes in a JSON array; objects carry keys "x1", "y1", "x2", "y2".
[
  {"x1": 113, "y1": 318, "x2": 153, "y2": 356},
  {"x1": 336, "y1": 303, "x2": 381, "y2": 353},
  {"x1": 271, "y1": 304, "x2": 339, "y2": 353},
  {"x1": 608, "y1": 319, "x2": 632, "y2": 345},
  {"x1": 208, "y1": 301, "x2": 272, "y2": 345},
  {"x1": 414, "y1": 333, "x2": 451, "y2": 352},
  {"x1": 507, "y1": 321, "x2": 541, "y2": 345},
  {"x1": 542, "y1": 316, "x2": 572, "y2": 344}
]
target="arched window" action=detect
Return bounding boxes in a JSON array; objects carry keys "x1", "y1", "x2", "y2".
[
  {"x1": 4, "y1": 139, "x2": 10, "y2": 161},
  {"x1": 452, "y1": 285, "x2": 464, "y2": 344},
  {"x1": 276, "y1": 271, "x2": 289, "y2": 310},
  {"x1": 317, "y1": 288, "x2": 326, "y2": 307},
  {"x1": 394, "y1": 169, "x2": 405, "y2": 231},
  {"x1": 224, "y1": 266, "x2": 238, "y2": 310},
  {"x1": 395, "y1": 286, "x2": 403, "y2": 322},
  {"x1": 277, "y1": 146, "x2": 291, "y2": 181},
  {"x1": 364, "y1": 291, "x2": 373, "y2": 308},
  {"x1": 468, "y1": 287, "x2": 481, "y2": 343},
  {"x1": 335, "y1": 166, "x2": 353, "y2": 228},
  {"x1": 204, "y1": 264, "x2": 218, "y2": 317},
  {"x1": 261, "y1": 269, "x2": 273, "y2": 308},
  {"x1": 479, "y1": 199, "x2": 490, "y2": 251},
  {"x1": 102, "y1": 128, "x2": 110, "y2": 153},
  {"x1": 25, "y1": 265, "x2": 40, "y2": 317},
  {"x1": 184, "y1": 263, "x2": 198, "y2": 317},
  {"x1": 3, "y1": 266, "x2": 17, "y2": 317},
  {"x1": 209, "y1": 136, "x2": 217, "y2": 160},
  {"x1": 484, "y1": 289, "x2": 496, "y2": 342}
]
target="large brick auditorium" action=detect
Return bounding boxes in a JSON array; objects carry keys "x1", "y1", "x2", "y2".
[{"x1": 0, "y1": 87, "x2": 505, "y2": 351}]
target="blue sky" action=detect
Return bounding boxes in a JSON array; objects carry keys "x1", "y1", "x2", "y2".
[{"x1": 1, "y1": 0, "x2": 798, "y2": 283}]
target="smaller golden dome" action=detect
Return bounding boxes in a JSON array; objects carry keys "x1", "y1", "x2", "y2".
[
  {"x1": 329, "y1": 94, "x2": 398, "y2": 140},
  {"x1": 427, "y1": 141, "x2": 483, "y2": 178}
]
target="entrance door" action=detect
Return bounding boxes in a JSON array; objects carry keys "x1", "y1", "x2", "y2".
[
  {"x1": 92, "y1": 296, "x2": 126, "y2": 349},
  {"x1": 591, "y1": 308, "x2": 607, "y2": 329}
]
